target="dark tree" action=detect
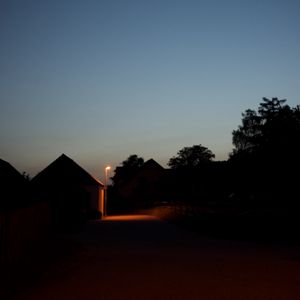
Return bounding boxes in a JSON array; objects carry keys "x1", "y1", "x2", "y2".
[
  {"x1": 109, "y1": 154, "x2": 145, "y2": 212},
  {"x1": 22, "y1": 171, "x2": 31, "y2": 181},
  {"x1": 120, "y1": 154, "x2": 144, "y2": 168},
  {"x1": 111, "y1": 154, "x2": 144, "y2": 185},
  {"x1": 230, "y1": 97, "x2": 300, "y2": 161},
  {"x1": 229, "y1": 97, "x2": 300, "y2": 211},
  {"x1": 168, "y1": 144, "x2": 215, "y2": 169},
  {"x1": 231, "y1": 109, "x2": 263, "y2": 155}
]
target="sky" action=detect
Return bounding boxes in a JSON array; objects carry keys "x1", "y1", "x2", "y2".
[{"x1": 1, "y1": 0, "x2": 299, "y2": 181}]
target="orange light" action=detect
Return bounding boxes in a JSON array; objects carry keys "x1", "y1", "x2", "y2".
[{"x1": 102, "y1": 215, "x2": 157, "y2": 222}]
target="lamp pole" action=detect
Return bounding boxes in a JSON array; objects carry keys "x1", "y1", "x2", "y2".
[{"x1": 104, "y1": 166, "x2": 111, "y2": 217}]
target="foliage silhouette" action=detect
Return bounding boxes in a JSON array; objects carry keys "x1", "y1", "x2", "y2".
[
  {"x1": 22, "y1": 171, "x2": 31, "y2": 181},
  {"x1": 229, "y1": 97, "x2": 300, "y2": 212},
  {"x1": 111, "y1": 154, "x2": 144, "y2": 186},
  {"x1": 168, "y1": 144, "x2": 215, "y2": 169},
  {"x1": 120, "y1": 154, "x2": 144, "y2": 168},
  {"x1": 230, "y1": 97, "x2": 300, "y2": 161},
  {"x1": 109, "y1": 154, "x2": 146, "y2": 213}
]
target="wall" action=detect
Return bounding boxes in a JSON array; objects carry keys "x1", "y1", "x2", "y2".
[
  {"x1": 84, "y1": 185, "x2": 104, "y2": 218},
  {"x1": 0, "y1": 201, "x2": 51, "y2": 267}
]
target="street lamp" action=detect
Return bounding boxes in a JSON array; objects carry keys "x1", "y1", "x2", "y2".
[{"x1": 104, "y1": 166, "x2": 111, "y2": 217}]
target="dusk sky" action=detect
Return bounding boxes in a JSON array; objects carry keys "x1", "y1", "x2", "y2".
[{"x1": 1, "y1": 0, "x2": 299, "y2": 181}]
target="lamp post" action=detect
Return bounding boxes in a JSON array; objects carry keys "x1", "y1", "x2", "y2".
[{"x1": 104, "y1": 166, "x2": 111, "y2": 217}]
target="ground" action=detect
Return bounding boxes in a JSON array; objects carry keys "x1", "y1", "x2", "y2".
[{"x1": 3, "y1": 214, "x2": 300, "y2": 300}]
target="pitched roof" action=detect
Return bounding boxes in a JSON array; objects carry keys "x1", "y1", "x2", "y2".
[
  {"x1": 141, "y1": 158, "x2": 164, "y2": 170},
  {"x1": 31, "y1": 154, "x2": 104, "y2": 187},
  {"x1": 0, "y1": 158, "x2": 26, "y2": 186}
]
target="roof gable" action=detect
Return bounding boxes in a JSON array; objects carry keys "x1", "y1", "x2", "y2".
[
  {"x1": 141, "y1": 159, "x2": 164, "y2": 170},
  {"x1": 0, "y1": 158, "x2": 26, "y2": 186},
  {"x1": 31, "y1": 154, "x2": 103, "y2": 187}
]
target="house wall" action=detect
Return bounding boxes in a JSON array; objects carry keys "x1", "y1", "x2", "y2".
[
  {"x1": 84, "y1": 186, "x2": 104, "y2": 218},
  {"x1": 0, "y1": 201, "x2": 51, "y2": 267},
  {"x1": 116, "y1": 168, "x2": 165, "y2": 205},
  {"x1": 99, "y1": 189, "x2": 104, "y2": 216}
]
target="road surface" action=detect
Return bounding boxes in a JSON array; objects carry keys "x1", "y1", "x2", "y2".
[{"x1": 6, "y1": 215, "x2": 300, "y2": 299}]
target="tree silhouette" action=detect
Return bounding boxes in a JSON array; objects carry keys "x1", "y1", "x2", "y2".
[
  {"x1": 168, "y1": 145, "x2": 215, "y2": 169},
  {"x1": 120, "y1": 154, "x2": 144, "y2": 168},
  {"x1": 111, "y1": 154, "x2": 144, "y2": 186},
  {"x1": 22, "y1": 171, "x2": 31, "y2": 181},
  {"x1": 230, "y1": 97, "x2": 300, "y2": 161},
  {"x1": 230, "y1": 97, "x2": 300, "y2": 211}
]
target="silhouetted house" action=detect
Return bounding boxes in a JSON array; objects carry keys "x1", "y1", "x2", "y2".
[
  {"x1": 111, "y1": 158, "x2": 234, "y2": 212},
  {"x1": 0, "y1": 158, "x2": 27, "y2": 211},
  {"x1": 113, "y1": 159, "x2": 166, "y2": 208},
  {"x1": 31, "y1": 154, "x2": 104, "y2": 223}
]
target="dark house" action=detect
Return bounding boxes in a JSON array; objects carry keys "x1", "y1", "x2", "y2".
[
  {"x1": 112, "y1": 159, "x2": 166, "y2": 208},
  {"x1": 112, "y1": 159, "x2": 232, "y2": 211},
  {"x1": 31, "y1": 154, "x2": 104, "y2": 223},
  {"x1": 0, "y1": 158, "x2": 28, "y2": 211}
]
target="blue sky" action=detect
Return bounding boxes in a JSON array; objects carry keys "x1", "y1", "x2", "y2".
[{"x1": 1, "y1": 0, "x2": 299, "y2": 180}]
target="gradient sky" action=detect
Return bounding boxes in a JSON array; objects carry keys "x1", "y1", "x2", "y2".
[{"x1": 1, "y1": 0, "x2": 299, "y2": 181}]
